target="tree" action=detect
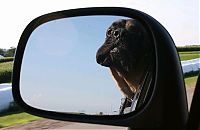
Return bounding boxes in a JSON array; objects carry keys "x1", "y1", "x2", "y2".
[
  {"x1": 0, "y1": 48, "x2": 5, "y2": 56},
  {"x1": 99, "y1": 112, "x2": 103, "y2": 115},
  {"x1": 4, "y1": 47, "x2": 16, "y2": 57}
]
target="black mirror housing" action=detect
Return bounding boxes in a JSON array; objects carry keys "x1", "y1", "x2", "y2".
[{"x1": 12, "y1": 7, "x2": 188, "y2": 129}]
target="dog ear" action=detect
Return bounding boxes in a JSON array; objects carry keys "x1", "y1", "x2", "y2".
[{"x1": 125, "y1": 19, "x2": 143, "y2": 36}]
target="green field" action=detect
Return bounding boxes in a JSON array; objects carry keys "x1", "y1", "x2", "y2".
[
  {"x1": 0, "y1": 61, "x2": 13, "y2": 72},
  {"x1": 0, "y1": 112, "x2": 41, "y2": 128},
  {"x1": 0, "y1": 61, "x2": 13, "y2": 83},
  {"x1": 178, "y1": 51, "x2": 200, "y2": 61},
  {"x1": 177, "y1": 45, "x2": 200, "y2": 52},
  {"x1": 0, "y1": 57, "x2": 14, "y2": 63},
  {"x1": 184, "y1": 76, "x2": 198, "y2": 88}
]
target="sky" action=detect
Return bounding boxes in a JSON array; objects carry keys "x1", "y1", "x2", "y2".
[
  {"x1": 0, "y1": 0, "x2": 199, "y2": 49},
  {"x1": 20, "y1": 16, "x2": 129, "y2": 114}
]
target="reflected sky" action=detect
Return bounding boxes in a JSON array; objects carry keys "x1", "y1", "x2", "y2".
[{"x1": 20, "y1": 16, "x2": 130, "y2": 115}]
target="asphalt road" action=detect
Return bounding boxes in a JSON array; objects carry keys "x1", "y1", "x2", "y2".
[{"x1": 56, "y1": 123, "x2": 127, "y2": 129}]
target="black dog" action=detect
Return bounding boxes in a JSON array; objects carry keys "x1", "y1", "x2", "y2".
[{"x1": 96, "y1": 19, "x2": 152, "y2": 100}]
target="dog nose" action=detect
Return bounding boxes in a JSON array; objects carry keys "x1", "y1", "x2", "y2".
[{"x1": 96, "y1": 53, "x2": 104, "y2": 65}]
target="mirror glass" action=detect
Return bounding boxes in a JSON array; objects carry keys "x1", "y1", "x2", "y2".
[{"x1": 20, "y1": 16, "x2": 155, "y2": 115}]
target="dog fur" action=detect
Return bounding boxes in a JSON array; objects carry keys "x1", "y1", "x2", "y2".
[{"x1": 96, "y1": 19, "x2": 152, "y2": 100}]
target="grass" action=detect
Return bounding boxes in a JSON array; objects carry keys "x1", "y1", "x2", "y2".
[
  {"x1": 0, "y1": 61, "x2": 13, "y2": 83},
  {"x1": 178, "y1": 51, "x2": 200, "y2": 61},
  {"x1": 177, "y1": 45, "x2": 200, "y2": 52},
  {"x1": 0, "y1": 112, "x2": 42, "y2": 128},
  {"x1": 184, "y1": 76, "x2": 198, "y2": 88},
  {"x1": 0, "y1": 61, "x2": 13, "y2": 72},
  {"x1": 0, "y1": 57, "x2": 14, "y2": 63}
]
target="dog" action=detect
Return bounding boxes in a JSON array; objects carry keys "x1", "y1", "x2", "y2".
[{"x1": 96, "y1": 19, "x2": 152, "y2": 100}]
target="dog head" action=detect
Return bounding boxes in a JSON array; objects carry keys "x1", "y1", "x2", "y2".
[{"x1": 96, "y1": 19, "x2": 151, "y2": 75}]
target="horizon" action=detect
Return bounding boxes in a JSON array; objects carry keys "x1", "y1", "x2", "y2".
[{"x1": 1, "y1": 45, "x2": 200, "y2": 50}]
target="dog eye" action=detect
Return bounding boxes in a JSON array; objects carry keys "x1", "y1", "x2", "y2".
[
  {"x1": 113, "y1": 30, "x2": 120, "y2": 38},
  {"x1": 107, "y1": 29, "x2": 112, "y2": 37}
]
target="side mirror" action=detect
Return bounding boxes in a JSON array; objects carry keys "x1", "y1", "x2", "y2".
[{"x1": 12, "y1": 7, "x2": 188, "y2": 129}]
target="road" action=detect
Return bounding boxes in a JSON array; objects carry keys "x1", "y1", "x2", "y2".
[
  {"x1": 186, "y1": 87, "x2": 195, "y2": 108},
  {"x1": 1, "y1": 87, "x2": 195, "y2": 130},
  {"x1": 0, "y1": 119, "x2": 127, "y2": 130}
]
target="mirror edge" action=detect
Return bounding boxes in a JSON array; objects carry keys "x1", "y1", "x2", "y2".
[{"x1": 12, "y1": 7, "x2": 186, "y2": 129}]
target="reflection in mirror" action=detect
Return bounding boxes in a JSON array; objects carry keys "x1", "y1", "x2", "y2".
[{"x1": 20, "y1": 16, "x2": 155, "y2": 115}]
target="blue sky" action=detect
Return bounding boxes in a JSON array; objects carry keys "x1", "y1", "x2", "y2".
[{"x1": 20, "y1": 16, "x2": 131, "y2": 115}]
